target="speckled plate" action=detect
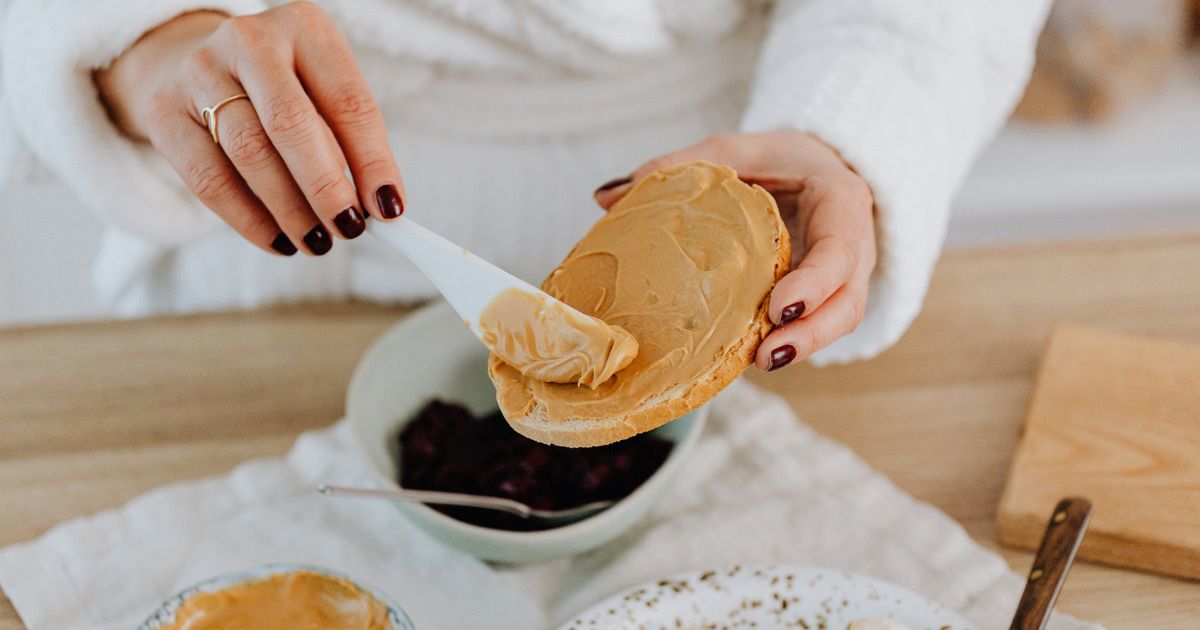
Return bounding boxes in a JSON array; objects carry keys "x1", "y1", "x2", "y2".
[
  {"x1": 139, "y1": 563, "x2": 415, "y2": 630},
  {"x1": 561, "y1": 565, "x2": 976, "y2": 630}
]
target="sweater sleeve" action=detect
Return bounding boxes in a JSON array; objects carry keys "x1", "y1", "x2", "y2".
[
  {"x1": 741, "y1": 0, "x2": 1050, "y2": 365},
  {"x1": 0, "y1": 0, "x2": 267, "y2": 244}
]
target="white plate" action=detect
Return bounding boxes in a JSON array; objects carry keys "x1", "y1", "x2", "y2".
[{"x1": 561, "y1": 565, "x2": 976, "y2": 630}]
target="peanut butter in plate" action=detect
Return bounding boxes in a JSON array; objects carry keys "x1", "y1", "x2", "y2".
[
  {"x1": 160, "y1": 570, "x2": 393, "y2": 630},
  {"x1": 479, "y1": 287, "x2": 639, "y2": 389}
]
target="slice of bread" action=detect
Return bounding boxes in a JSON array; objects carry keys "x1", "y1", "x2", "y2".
[{"x1": 490, "y1": 161, "x2": 791, "y2": 447}]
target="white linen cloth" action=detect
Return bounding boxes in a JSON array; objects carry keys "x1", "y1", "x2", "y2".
[
  {"x1": 0, "y1": 0, "x2": 1051, "y2": 365},
  {"x1": 0, "y1": 380, "x2": 1097, "y2": 630}
]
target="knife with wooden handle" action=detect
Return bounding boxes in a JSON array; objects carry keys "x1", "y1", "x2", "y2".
[{"x1": 1009, "y1": 497, "x2": 1093, "y2": 630}]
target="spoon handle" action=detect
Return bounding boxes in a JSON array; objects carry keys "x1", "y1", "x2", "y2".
[
  {"x1": 1009, "y1": 497, "x2": 1093, "y2": 630},
  {"x1": 317, "y1": 484, "x2": 533, "y2": 518}
]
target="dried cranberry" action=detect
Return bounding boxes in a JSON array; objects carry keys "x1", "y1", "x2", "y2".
[{"x1": 397, "y1": 399, "x2": 674, "y2": 531}]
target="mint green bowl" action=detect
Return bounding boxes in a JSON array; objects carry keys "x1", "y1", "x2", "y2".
[{"x1": 346, "y1": 300, "x2": 707, "y2": 564}]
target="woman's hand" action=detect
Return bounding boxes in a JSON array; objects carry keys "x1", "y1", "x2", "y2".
[
  {"x1": 96, "y1": 3, "x2": 405, "y2": 256},
  {"x1": 595, "y1": 131, "x2": 877, "y2": 371}
]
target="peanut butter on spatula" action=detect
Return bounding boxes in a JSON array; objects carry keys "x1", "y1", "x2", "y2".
[{"x1": 479, "y1": 287, "x2": 638, "y2": 389}]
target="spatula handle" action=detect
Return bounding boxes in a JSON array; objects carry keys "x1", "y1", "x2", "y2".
[
  {"x1": 368, "y1": 217, "x2": 539, "y2": 338},
  {"x1": 1009, "y1": 497, "x2": 1093, "y2": 630}
]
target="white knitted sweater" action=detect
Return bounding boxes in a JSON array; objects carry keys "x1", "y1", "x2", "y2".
[{"x1": 0, "y1": 0, "x2": 1049, "y2": 364}]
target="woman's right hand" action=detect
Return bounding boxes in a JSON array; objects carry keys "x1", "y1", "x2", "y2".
[{"x1": 96, "y1": 2, "x2": 405, "y2": 256}]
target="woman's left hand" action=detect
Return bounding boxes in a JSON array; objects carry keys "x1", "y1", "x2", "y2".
[{"x1": 595, "y1": 131, "x2": 877, "y2": 371}]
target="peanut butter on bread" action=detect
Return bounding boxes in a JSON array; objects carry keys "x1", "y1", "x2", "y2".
[{"x1": 490, "y1": 161, "x2": 789, "y2": 447}]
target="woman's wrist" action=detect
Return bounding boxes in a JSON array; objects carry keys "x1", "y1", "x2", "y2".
[{"x1": 96, "y1": 10, "x2": 227, "y2": 140}]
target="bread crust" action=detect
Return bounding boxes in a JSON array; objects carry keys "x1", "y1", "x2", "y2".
[{"x1": 492, "y1": 163, "x2": 791, "y2": 447}]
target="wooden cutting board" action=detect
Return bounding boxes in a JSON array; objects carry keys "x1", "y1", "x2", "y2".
[{"x1": 998, "y1": 326, "x2": 1200, "y2": 580}]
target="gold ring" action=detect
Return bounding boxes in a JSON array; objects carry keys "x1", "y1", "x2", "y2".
[{"x1": 199, "y1": 93, "x2": 250, "y2": 145}]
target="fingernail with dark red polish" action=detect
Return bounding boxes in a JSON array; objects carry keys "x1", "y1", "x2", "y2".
[
  {"x1": 270, "y1": 232, "x2": 297, "y2": 256},
  {"x1": 767, "y1": 344, "x2": 797, "y2": 371},
  {"x1": 594, "y1": 176, "x2": 632, "y2": 195},
  {"x1": 376, "y1": 184, "x2": 404, "y2": 219},
  {"x1": 304, "y1": 225, "x2": 332, "y2": 256},
  {"x1": 779, "y1": 301, "x2": 806, "y2": 325},
  {"x1": 333, "y1": 207, "x2": 366, "y2": 239}
]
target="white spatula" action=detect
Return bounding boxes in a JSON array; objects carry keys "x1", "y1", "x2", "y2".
[{"x1": 367, "y1": 216, "x2": 582, "y2": 338}]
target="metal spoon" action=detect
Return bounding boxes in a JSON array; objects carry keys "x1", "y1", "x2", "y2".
[
  {"x1": 316, "y1": 484, "x2": 614, "y2": 526},
  {"x1": 1009, "y1": 497, "x2": 1093, "y2": 630}
]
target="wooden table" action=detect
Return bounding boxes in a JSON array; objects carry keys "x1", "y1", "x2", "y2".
[{"x1": 2, "y1": 233, "x2": 1198, "y2": 628}]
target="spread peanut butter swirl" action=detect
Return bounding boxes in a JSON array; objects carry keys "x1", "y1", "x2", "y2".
[
  {"x1": 160, "y1": 570, "x2": 393, "y2": 630},
  {"x1": 480, "y1": 288, "x2": 639, "y2": 389},
  {"x1": 489, "y1": 161, "x2": 784, "y2": 423}
]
